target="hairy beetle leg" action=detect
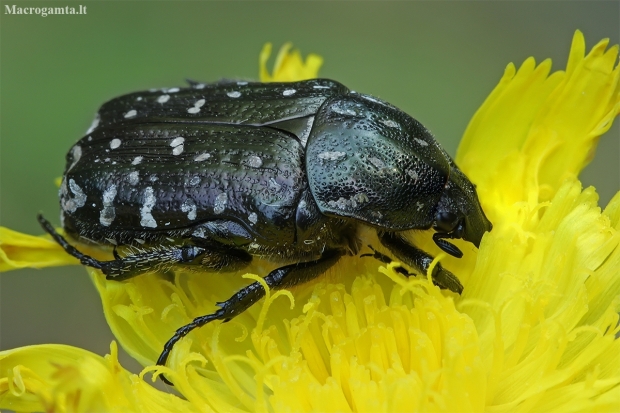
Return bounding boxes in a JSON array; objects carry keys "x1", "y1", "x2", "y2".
[
  {"x1": 379, "y1": 232, "x2": 463, "y2": 294},
  {"x1": 360, "y1": 245, "x2": 411, "y2": 277},
  {"x1": 156, "y1": 248, "x2": 344, "y2": 385}
]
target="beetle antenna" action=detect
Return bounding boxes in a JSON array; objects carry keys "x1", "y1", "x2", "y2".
[
  {"x1": 432, "y1": 233, "x2": 463, "y2": 258},
  {"x1": 37, "y1": 214, "x2": 104, "y2": 269}
]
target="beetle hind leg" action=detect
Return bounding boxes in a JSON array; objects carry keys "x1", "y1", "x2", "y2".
[{"x1": 156, "y1": 248, "x2": 344, "y2": 385}]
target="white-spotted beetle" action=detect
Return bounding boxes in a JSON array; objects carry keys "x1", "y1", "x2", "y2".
[{"x1": 39, "y1": 78, "x2": 492, "y2": 385}]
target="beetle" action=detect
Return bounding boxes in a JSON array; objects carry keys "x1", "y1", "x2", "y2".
[{"x1": 38, "y1": 78, "x2": 492, "y2": 384}]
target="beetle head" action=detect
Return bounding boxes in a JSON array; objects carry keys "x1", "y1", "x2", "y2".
[{"x1": 432, "y1": 166, "x2": 492, "y2": 258}]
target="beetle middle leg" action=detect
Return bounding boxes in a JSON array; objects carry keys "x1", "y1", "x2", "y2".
[
  {"x1": 156, "y1": 248, "x2": 344, "y2": 385},
  {"x1": 377, "y1": 232, "x2": 464, "y2": 294},
  {"x1": 38, "y1": 214, "x2": 252, "y2": 281}
]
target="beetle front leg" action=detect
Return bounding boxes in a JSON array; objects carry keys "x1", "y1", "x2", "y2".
[
  {"x1": 156, "y1": 248, "x2": 344, "y2": 385},
  {"x1": 378, "y1": 232, "x2": 463, "y2": 294}
]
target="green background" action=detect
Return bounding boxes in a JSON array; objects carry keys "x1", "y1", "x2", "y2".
[{"x1": 2, "y1": 1, "x2": 619, "y2": 378}]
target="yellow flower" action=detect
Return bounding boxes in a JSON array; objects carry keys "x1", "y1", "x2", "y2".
[{"x1": 1, "y1": 34, "x2": 620, "y2": 412}]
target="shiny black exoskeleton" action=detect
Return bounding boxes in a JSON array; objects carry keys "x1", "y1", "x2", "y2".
[{"x1": 39, "y1": 78, "x2": 492, "y2": 384}]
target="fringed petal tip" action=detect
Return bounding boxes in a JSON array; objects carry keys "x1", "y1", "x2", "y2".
[{"x1": 259, "y1": 42, "x2": 323, "y2": 82}]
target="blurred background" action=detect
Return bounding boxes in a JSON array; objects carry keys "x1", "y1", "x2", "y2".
[{"x1": 2, "y1": 1, "x2": 619, "y2": 375}]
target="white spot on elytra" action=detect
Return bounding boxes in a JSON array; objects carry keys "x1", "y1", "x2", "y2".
[
  {"x1": 187, "y1": 99, "x2": 206, "y2": 114},
  {"x1": 106, "y1": 238, "x2": 117, "y2": 245},
  {"x1": 128, "y1": 171, "x2": 140, "y2": 185},
  {"x1": 213, "y1": 192, "x2": 228, "y2": 214},
  {"x1": 189, "y1": 176, "x2": 201, "y2": 186},
  {"x1": 136, "y1": 97, "x2": 143, "y2": 101},
  {"x1": 157, "y1": 94, "x2": 170, "y2": 104},
  {"x1": 248, "y1": 212, "x2": 258, "y2": 225},
  {"x1": 416, "y1": 201, "x2": 424, "y2": 211},
  {"x1": 110, "y1": 138, "x2": 121, "y2": 149},
  {"x1": 167, "y1": 87, "x2": 180, "y2": 93},
  {"x1": 246, "y1": 155, "x2": 262, "y2": 168},
  {"x1": 124, "y1": 110, "x2": 137, "y2": 118},
  {"x1": 407, "y1": 169, "x2": 419, "y2": 181},
  {"x1": 99, "y1": 184, "x2": 117, "y2": 226},
  {"x1": 170, "y1": 137, "x2": 185, "y2": 155},
  {"x1": 313, "y1": 85, "x2": 330, "y2": 89},
  {"x1": 227, "y1": 91, "x2": 241, "y2": 98},
  {"x1": 68, "y1": 145, "x2": 82, "y2": 171},
  {"x1": 237, "y1": 81, "x2": 248, "y2": 86},
  {"x1": 140, "y1": 187, "x2": 157, "y2": 228},
  {"x1": 318, "y1": 151, "x2": 346, "y2": 161},
  {"x1": 194, "y1": 83, "x2": 206, "y2": 89},
  {"x1": 194, "y1": 153, "x2": 211, "y2": 162},
  {"x1": 134, "y1": 238, "x2": 145, "y2": 244},
  {"x1": 181, "y1": 199, "x2": 197, "y2": 220},
  {"x1": 283, "y1": 89, "x2": 296, "y2": 96},
  {"x1": 61, "y1": 179, "x2": 86, "y2": 213},
  {"x1": 132, "y1": 156, "x2": 143, "y2": 165},
  {"x1": 414, "y1": 138, "x2": 429, "y2": 147},
  {"x1": 86, "y1": 114, "x2": 100, "y2": 134}
]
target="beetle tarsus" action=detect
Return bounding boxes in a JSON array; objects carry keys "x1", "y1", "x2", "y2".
[{"x1": 37, "y1": 214, "x2": 104, "y2": 270}]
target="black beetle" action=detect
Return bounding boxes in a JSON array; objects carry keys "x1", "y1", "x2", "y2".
[{"x1": 38, "y1": 78, "x2": 492, "y2": 384}]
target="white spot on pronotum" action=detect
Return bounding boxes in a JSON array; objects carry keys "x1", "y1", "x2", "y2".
[
  {"x1": 194, "y1": 83, "x2": 206, "y2": 89},
  {"x1": 99, "y1": 184, "x2": 117, "y2": 226},
  {"x1": 86, "y1": 114, "x2": 100, "y2": 134},
  {"x1": 67, "y1": 145, "x2": 82, "y2": 171},
  {"x1": 136, "y1": 97, "x2": 143, "y2": 101},
  {"x1": 414, "y1": 138, "x2": 429, "y2": 147},
  {"x1": 381, "y1": 119, "x2": 399, "y2": 128},
  {"x1": 157, "y1": 94, "x2": 170, "y2": 104},
  {"x1": 128, "y1": 171, "x2": 140, "y2": 185},
  {"x1": 132, "y1": 156, "x2": 143, "y2": 165},
  {"x1": 104, "y1": 158, "x2": 111, "y2": 162},
  {"x1": 194, "y1": 153, "x2": 211, "y2": 162},
  {"x1": 246, "y1": 155, "x2": 263, "y2": 168},
  {"x1": 213, "y1": 192, "x2": 228, "y2": 214},
  {"x1": 269, "y1": 178, "x2": 281, "y2": 190},
  {"x1": 283, "y1": 89, "x2": 296, "y2": 96},
  {"x1": 149, "y1": 175, "x2": 158, "y2": 182},
  {"x1": 407, "y1": 169, "x2": 419, "y2": 181},
  {"x1": 313, "y1": 85, "x2": 330, "y2": 89},
  {"x1": 318, "y1": 151, "x2": 346, "y2": 161},
  {"x1": 140, "y1": 187, "x2": 157, "y2": 228},
  {"x1": 167, "y1": 87, "x2": 180, "y2": 93},
  {"x1": 369, "y1": 157, "x2": 385, "y2": 169},
  {"x1": 170, "y1": 137, "x2": 185, "y2": 155},
  {"x1": 61, "y1": 179, "x2": 87, "y2": 213},
  {"x1": 227, "y1": 91, "x2": 241, "y2": 98},
  {"x1": 181, "y1": 199, "x2": 197, "y2": 220},
  {"x1": 248, "y1": 212, "x2": 258, "y2": 225},
  {"x1": 110, "y1": 138, "x2": 121, "y2": 149},
  {"x1": 189, "y1": 176, "x2": 201, "y2": 186},
  {"x1": 124, "y1": 110, "x2": 137, "y2": 118}
]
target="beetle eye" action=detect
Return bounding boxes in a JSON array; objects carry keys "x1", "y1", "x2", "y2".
[{"x1": 434, "y1": 211, "x2": 459, "y2": 232}]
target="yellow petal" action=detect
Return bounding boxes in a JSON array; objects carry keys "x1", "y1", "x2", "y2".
[
  {"x1": 259, "y1": 42, "x2": 323, "y2": 82},
  {"x1": 0, "y1": 226, "x2": 78, "y2": 272},
  {"x1": 0, "y1": 342, "x2": 198, "y2": 413},
  {"x1": 457, "y1": 30, "x2": 620, "y2": 222}
]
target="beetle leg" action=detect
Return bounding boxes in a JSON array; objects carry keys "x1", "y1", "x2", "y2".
[
  {"x1": 156, "y1": 248, "x2": 344, "y2": 385},
  {"x1": 378, "y1": 232, "x2": 463, "y2": 294},
  {"x1": 360, "y1": 245, "x2": 412, "y2": 277}
]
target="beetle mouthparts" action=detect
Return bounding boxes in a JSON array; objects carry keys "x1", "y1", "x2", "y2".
[{"x1": 432, "y1": 233, "x2": 463, "y2": 258}]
